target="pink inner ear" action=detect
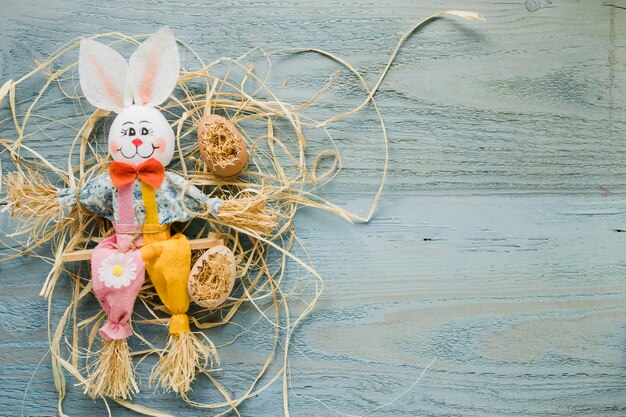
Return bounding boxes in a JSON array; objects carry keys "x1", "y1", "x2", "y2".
[
  {"x1": 87, "y1": 52, "x2": 124, "y2": 109},
  {"x1": 138, "y1": 51, "x2": 159, "y2": 105}
]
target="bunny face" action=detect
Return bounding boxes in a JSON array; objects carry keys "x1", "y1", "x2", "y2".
[
  {"x1": 79, "y1": 27, "x2": 180, "y2": 168},
  {"x1": 109, "y1": 106, "x2": 175, "y2": 167}
]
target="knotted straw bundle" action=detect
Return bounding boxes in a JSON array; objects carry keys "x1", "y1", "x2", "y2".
[{"x1": 0, "y1": 10, "x2": 482, "y2": 416}]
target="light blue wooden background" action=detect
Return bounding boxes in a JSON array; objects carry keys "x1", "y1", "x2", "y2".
[{"x1": 2, "y1": 0, "x2": 626, "y2": 416}]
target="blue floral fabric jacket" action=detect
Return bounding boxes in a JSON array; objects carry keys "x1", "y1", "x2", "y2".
[{"x1": 57, "y1": 171, "x2": 222, "y2": 225}]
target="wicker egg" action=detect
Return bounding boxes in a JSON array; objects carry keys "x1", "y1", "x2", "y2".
[
  {"x1": 197, "y1": 114, "x2": 247, "y2": 177},
  {"x1": 188, "y1": 245, "x2": 237, "y2": 309}
]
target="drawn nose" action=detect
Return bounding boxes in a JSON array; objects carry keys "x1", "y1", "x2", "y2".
[{"x1": 132, "y1": 138, "x2": 143, "y2": 147}]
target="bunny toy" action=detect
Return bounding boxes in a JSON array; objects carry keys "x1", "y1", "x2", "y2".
[{"x1": 58, "y1": 26, "x2": 233, "y2": 397}]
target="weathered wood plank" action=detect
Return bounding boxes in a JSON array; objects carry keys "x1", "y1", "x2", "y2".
[
  {"x1": 3, "y1": 194, "x2": 626, "y2": 416},
  {"x1": 1, "y1": 0, "x2": 625, "y2": 193}
]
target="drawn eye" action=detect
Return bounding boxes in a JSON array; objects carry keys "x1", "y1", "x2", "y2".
[
  {"x1": 128, "y1": 127, "x2": 136, "y2": 136},
  {"x1": 141, "y1": 127, "x2": 149, "y2": 136}
]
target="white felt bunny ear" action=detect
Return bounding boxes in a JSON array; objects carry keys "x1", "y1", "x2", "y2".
[
  {"x1": 127, "y1": 26, "x2": 180, "y2": 107},
  {"x1": 79, "y1": 38, "x2": 131, "y2": 112}
]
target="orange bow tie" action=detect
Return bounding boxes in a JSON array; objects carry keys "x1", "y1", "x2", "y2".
[{"x1": 110, "y1": 158, "x2": 165, "y2": 189}]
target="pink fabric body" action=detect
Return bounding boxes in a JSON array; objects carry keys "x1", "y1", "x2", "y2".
[{"x1": 90, "y1": 183, "x2": 145, "y2": 340}]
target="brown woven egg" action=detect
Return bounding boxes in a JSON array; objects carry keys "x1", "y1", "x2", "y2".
[
  {"x1": 197, "y1": 114, "x2": 247, "y2": 177},
  {"x1": 187, "y1": 245, "x2": 237, "y2": 309}
]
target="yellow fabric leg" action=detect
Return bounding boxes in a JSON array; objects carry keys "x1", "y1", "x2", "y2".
[
  {"x1": 139, "y1": 182, "x2": 191, "y2": 335},
  {"x1": 141, "y1": 233, "x2": 191, "y2": 335}
]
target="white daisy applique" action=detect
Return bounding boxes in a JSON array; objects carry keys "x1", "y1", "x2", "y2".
[{"x1": 97, "y1": 253, "x2": 138, "y2": 288}]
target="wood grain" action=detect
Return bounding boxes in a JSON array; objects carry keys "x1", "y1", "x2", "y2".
[{"x1": 1, "y1": 0, "x2": 626, "y2": 416}]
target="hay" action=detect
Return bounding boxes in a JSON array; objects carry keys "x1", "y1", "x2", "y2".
[
  {"x1": 83, "y1": 338, "x2": 139, "y2": 400},
  {"x1": 202, "y1": 122, "x2": 239, "y2": 166},
  {"x1": 199, "y1": 119, "x2": 243, "y2": 169},
  {"x1": 197, "y1": 114, "x2": 248, "y2": 177},
  {"x1": 150, "y1": 332, "x2": 217, "y2": 394},
  {"x1": 3, "y1": 170, "x2": 66, "y2": 244},
  {"x1": 190, "y1": 253, "x2": 232, "y2": 301},
  {"x1": 188, "y1": 247, "x2": 236, "y2": 309},
  {"x1": 213, "y1": 191, "x2": 279, "y2": 236},
  {"x1": 0, "y1": 10, "x2": 482, "y2": 416},
  {"x1": 4, "y1": 170, "x2": 59, "y2": 218}
]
